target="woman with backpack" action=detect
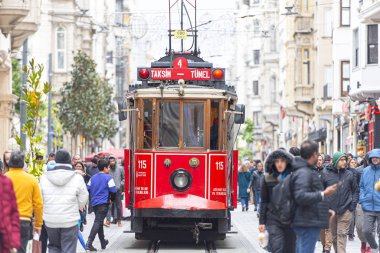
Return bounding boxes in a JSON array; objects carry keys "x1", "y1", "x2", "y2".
[{"x1": 258, "y1": 149, "x2": 296, "y2": 253}]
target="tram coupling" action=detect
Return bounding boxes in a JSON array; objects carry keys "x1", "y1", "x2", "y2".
[{"x1": 192, "y1": 222, "x2": 213, "y2": 244}]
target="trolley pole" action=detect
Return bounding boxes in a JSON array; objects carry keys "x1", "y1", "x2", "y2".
[{"x1": 20, "y1": 39, "x2": 28, "y2": 150}]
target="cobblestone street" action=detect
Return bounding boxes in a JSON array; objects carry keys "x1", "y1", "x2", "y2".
[{"x1": 75, "y1": 203, "x2": 362, "y2": 252}]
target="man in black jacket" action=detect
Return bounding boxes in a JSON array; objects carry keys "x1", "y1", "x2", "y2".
[
  {"x1": 323, "y1": 151, "x2": 358, "y2": 253},
  {"x1": 292, "y1": 140, "x2": 337, "y2": 253},
  {"x1": 248, "y1": 161, "x2": 264, "y2": 215}
]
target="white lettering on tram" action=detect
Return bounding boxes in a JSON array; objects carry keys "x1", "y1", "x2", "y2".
[
  {"x1": 151, "y1": 69, "x2": 172, "y2": 79},
  {"x1": 190, "y1": 69, "x2": 210, "y2": 79}
]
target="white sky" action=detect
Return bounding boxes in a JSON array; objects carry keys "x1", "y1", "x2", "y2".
[{"x1": 128, "y1": 0, "x2": 238, "y2": 83}]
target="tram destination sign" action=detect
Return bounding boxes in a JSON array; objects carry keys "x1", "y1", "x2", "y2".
[
  {"x1": 138, "y1": 57, "x2": 220, "y2": 81},
  {"x1": 151, "y1": 68, "x2": 211, "y2": 81}
]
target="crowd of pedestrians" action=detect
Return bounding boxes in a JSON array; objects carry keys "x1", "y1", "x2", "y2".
[
  {"x1": 239, "y1": 140, "x2": 380, "y2": 253},
  {"x1": 0, "y1": 149, "x2": 124, "y2": 253}
]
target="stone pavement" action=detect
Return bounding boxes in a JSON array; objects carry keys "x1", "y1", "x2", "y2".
[
  {"x1": 76, "y1": 203, "x2": 363, "y2": 252},
  {"x1": 232, "y1": 203, "x2": 362, "y2": 253}
]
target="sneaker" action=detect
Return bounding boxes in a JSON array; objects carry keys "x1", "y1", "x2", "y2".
[
  {"x1": 242, "y1": 207, "x2": 245, "y2": 212},
  {"x1": 348, "y1": 235, "x2": 354, "y2": 241},
  {"x1": 101, "y1": 239, "x2": 109, "y2": 250},
  {"x1": 104, "y1": 220, "x2": 110, "y2": 227},
  {"x1": 254, "y1": 207, "x2": 257, "y2": 211},
  {"x1": 86, "y1": 243, "x2": 97, "y2": 252}
]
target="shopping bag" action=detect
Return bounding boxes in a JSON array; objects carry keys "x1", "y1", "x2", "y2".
[{"x1": 32, "y1": 239, "x2": 41, "y2": 253}]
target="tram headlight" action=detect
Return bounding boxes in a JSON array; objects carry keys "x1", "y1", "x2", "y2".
[{"x1": 170, "y1": 169, "x2": 192, "y2": 192}]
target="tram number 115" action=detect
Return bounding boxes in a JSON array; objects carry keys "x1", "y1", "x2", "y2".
[
  {"x1": 216, "y1": 162, "x2": 224, "y2": 171},
  {"x1": 138, "y1": 160, "x2": 147, "y2": 169}
]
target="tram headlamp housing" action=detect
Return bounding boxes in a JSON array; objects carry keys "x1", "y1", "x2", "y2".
[{"x1": 170, "y1": 169, "x2": 192, "y2": 192}]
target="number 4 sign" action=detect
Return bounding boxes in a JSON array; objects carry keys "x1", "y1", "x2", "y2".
[{"x1": 173, "y1": 57, "x2": 188, "y2": 69}]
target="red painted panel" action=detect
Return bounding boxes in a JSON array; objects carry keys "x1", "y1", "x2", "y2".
[
  {"x1": 209, "y1": 153, "x2": 227, "y2": 207},
  {"x1": 232, "y1": 150, "x2": 238, "y2": 209},
  {"x1": 135, "y1": 194, "x2": 226, "y2": 210},
  {"x1": 155, "y1": 153, "x2": 207, "y2": 198},
  {"x1": 134, "y1": 153, "x2": 154, "y2": 205},
  {"x1": 124, "y1": 149, "x2": 130, "y2": 208}
]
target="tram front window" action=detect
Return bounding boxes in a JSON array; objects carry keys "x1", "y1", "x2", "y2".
[
  {"x1": 143, "y1": 100, "x2": 153, "y2": 149},
  {"x1": 210, "y1": 100, "x2": 219, "y2": 150},
  {"x1": 183, "y1": 102, "x2": 204, "y2": 147},
  {"x1": 158, "y1": 101, "x2": 180, "y2": 147}
]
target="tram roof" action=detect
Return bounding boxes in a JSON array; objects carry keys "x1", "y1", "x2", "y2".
[{"x1": 128, "y1": 86, "x2": 237, "y2": 100}]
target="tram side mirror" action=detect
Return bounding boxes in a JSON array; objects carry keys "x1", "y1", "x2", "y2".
[
  {"x1": 234, "y1": 104, "x2": 245, "y2": 124},
  {"x1": 117, "y1": 100, "x2": 128, "y2": 121}
]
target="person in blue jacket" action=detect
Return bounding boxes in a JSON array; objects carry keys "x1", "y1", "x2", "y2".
[
  {"x1": 359, "y1": 148, "x2": 380, "y2": 252},
  {"x1": 238, "y1": 164, "x2": 251, "y2": 211}
]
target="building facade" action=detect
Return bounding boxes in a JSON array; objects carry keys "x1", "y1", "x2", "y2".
[
  {"x1": 350, "y1": 0, "x2": 380, "y2": 152},
  {"x1": 0, "y1": 0, "x2": 41, "y2": 157}
]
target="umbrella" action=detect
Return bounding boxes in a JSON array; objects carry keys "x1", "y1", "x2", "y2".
[{"x1": 84, "y1": 148, "x2": 124, "y2": 162}]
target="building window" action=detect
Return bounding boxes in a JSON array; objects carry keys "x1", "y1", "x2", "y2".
[
  {"x1": 341, "y1": 61, "x2": 350, "y2": 97},
  {"x1": 323, "y1": 65, "x2": 333, "y2": 99},
  {"x1": 302, "y1": 48, "x2": 310, "y2": 85},
  {"x1": 353, "y1": 29, "x2": 359, "y2": 67},
  {"x1": 270, "y1": 76, "x2": 276, "y2": 103},
  {"x1": 253, "y1": 80, "x2": 259, "y2": 96},
  {"x1": 253, "y1": 111, "x2": 260, "y2": 126},
  {"x1": 254, "y1": 19, "x2": 260, "y2": 36},
  {"x1": 56, "y1": 27, "x2": 66, "y2": 70},
  {"x1": 341, "y1": 0, "x2": 350, "y2": 26},
  {"x1": 324, "y1": 8, "x2": 332, "y2": 37},
  {"x1": 270, "y1": 28, "x2": 277, "y2": 52},
  {"x1": 302, "y1": 0, "x2": 309, "y2": 13},
  {"x1": 254, "y1": 50, "x2": 260, "y2": 65},
  {"x1": 368, "y1": 24, "x2": 378, "y2": 64}
]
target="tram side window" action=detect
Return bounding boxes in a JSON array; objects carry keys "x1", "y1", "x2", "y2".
[
  {"x1": 143, "y1": 100, "x2": 153, "y2": 149},
  {"x1": 158, "y1": 101, "x2": 180, "y2": 147},
  {"x1": 210, "y1": 101, "x2": 220, "y2": 150},
  {"x1": 183, "y1": 102, "x2": 204, "y2": 147}
]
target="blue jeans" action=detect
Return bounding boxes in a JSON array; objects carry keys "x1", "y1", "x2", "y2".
[
  {"x1": 254, "y1": 190, "x2": 261, "y2": 213},
  {"x1": 240, "y1": 197, "x2": 249, "y2": 209},
  {"x1": 293, "y1": 227, "x2": 320, "y2": 253}
]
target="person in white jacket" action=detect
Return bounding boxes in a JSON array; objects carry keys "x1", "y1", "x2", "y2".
[{"x1": 40, "y1": 149, "x2": 88, "y2": 253}]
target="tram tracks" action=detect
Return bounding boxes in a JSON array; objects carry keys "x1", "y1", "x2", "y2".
[{"x1": 147, "y1": 240, "x2": 217, "y2": 253}]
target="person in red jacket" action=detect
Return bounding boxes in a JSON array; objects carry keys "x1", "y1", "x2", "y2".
[{"x1": 0, "y1": 173, "x2": 20, "y2": 253}]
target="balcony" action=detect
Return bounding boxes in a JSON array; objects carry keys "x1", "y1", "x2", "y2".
[
  {"x1": 0, "y1": 0, "x2": 31, "y2": 35},
  {"x1": 294, "y1": 85, "x2": 314, "y2": 103},
  {"x1": 295, "y1": 16, "x2": 313, "y2": 34},
  {"x1": 11, "y1": 0, "x2": 40, "y2": 51},
  {"x1": 350, "y1": 65, "x2": 380, "y2": 101},
  {"x1": 360, "y1": 0, "x2": 380, "y2": 23}
]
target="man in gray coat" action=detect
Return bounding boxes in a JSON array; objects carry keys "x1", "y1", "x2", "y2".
[{"x1": 105, "y1": 155, "x2": 124, "y2": 227}]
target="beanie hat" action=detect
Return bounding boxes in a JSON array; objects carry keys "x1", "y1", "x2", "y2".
[
  {"x1": 333, "y1": 152, "x2": 346, "y2": 168},
  {"x1": 91, "y1": 157, "x2": 98, "y2": 165},
  {"x1": 9, "y1": 151, "x2": 25, "y2": 168},
  {"x1": 55, "y1": 149, "x2": 71, "y2": 164}
]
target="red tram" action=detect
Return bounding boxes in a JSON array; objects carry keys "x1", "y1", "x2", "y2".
[{"x1": 118, "y1": 54, "x2": 245, "y2": 242}]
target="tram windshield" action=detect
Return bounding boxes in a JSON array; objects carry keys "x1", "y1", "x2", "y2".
[
  {"x1": 142, "y1": 99, "x2": 220, "y2": 150},
  {"x1": 183, "y1": 102, "x2": 204, "y2": 147},
  {"x1": 158, "y1": 101, "x2": 180, "y2": 147}
]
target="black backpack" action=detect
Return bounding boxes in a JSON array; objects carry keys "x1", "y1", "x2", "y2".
[{"x1": 270, "y1": 174, "x2": 295, "y2": 225}]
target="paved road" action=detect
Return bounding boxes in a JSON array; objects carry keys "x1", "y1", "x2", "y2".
[{"x1": 77, "y1": 203, "x2": 362, "y2": 252}]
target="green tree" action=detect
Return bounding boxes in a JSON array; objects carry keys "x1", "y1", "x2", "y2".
[
  {"x1": 15, "y1": 59, "x2": 52, "y2": 179},
  {"x1": 59, "y1": 51, "x2": 117, "y2": 151},
  {"x1": 241, "y1": 118, "x2": 254, "y2": 143},
  {"x1": 12, "y1": 58, "x2": 22, "y2": 114}
]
